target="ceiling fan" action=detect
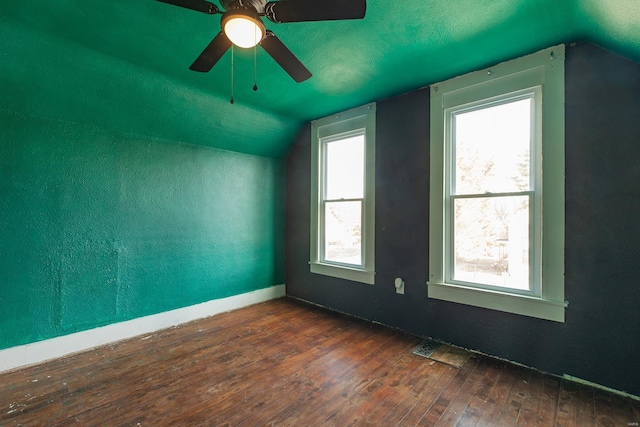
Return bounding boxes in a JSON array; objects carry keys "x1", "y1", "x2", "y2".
[{"x1": 157, "y1": 0, "x2": 367, "y2": 83}]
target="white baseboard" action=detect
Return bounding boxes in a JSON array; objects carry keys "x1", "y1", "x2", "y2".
[{"x1": 0, "y1": 284, "x2": 286, "y2": 373}]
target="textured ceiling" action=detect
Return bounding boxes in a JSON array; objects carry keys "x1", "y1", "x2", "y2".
[{"x1": 1, "y1": 0, "x2": 639, "y2": 157}]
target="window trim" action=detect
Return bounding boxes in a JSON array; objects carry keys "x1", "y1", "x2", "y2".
[
  {"x1": 310, "y1": 103, "x2": 376, "y2": 284},
  {"x1": 428, "y1": 45, "x2": 567, "y2": 322}
]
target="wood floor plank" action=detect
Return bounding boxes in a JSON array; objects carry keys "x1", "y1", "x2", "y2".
[
  {"x1": 632, "y1": 399, "x2": 640, "y2": 424},
  {"x1": 228, "y1": 322, "x2": 376, "y2": 422},
  {"x1": 282, "y1": 332, "x2": 416, "y2": 425},
  {"x1": 595, "y1": 390, "x2": 637, "y2": 427},
  {"x1": 514, "y1": 370, "x2": 548, "y2": 427},
  {"x1": 313, "y1": 333, "x2": 420, "y2": 425},
  {"x1": 474, "y1": 358, "x2": 519, "y2": 427},
  {"x1": 161, "y1": 309, "x2": 361, "y2": 426},
  {"x1": 249, "y1": 325, "x2": 384, "y2": 424},
  {"x1": 433, "y1": 356, "x2": 490, "y2": 426},
  {"x1": 555, "y1": 378, "x2": 579, "y2": 427},
  {"x1": 379, "y1": 356, "x2": 459, "y2": 426},
  {"x1": 417, "y1": 356, "x2": 481, "y2": 426},
  {"x1": 453, "y1": 356, "x2": 504, "y2": 427},
  {"x1": 575, "y1": 383, "x2": 596, "y2": 427},
  {"x1": 393, "y1": 359, "x2": 456, "y2": 426},
  {"x1": 491, "y1": 364, "x2": 532, "y2": 426},
  {"x1": 335, "y1": 352, "x2": 421, "y2": 426},
  {"x1": 51, "y1": 303, "x2": 314, "y2": 426},
  {"x1": 1, "y1": 297, "x2": 638, "y2": 427},
  {"x1": 360, "y1": 355, "x2": 431, "y2": 425},
  {"x1": 532, "y1": 374, "x2": 562, "y2": 426},
  {"x1": 219, "y1": 328, "x2": 386, "y2": 425},
  {"x1": 302, "y1": 336, "x2": 410, "y2": 425}
]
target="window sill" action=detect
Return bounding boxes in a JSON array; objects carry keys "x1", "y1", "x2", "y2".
[
  {"x1": 427, "y1": 281, "x2": 567, "y2": 322},
  {"x1": 310, "y1": 262, "x2": 375, "y2": 285}
]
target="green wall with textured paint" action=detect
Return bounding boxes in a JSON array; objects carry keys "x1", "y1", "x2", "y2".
[{"x1": 0, "y1": 110, "x2": 285, "y2": 350}]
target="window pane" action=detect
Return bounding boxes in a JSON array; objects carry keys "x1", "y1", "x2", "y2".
[
  {"x1": 454, "y1": 98, "x2": 531, "y2": 195},
  {"x1": 325, "y1": 135, "x2": 364, "y2": 200},
  {"x1": 324, "y1": 201, "x2": 362, "y2": 265},
  {"x1": 452, "y1": 196, "x2": 529, "y2": 290}
]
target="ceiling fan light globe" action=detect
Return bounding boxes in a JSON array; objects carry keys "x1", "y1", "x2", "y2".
[{"x1": 223, "y1": 15, "x2": 265, "y2": 48}]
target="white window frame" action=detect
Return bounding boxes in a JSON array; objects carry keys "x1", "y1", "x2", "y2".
[
  {"x1": 428, "y1": 45, "x2": 567, "y2": 322},
  {"x1": 310, "y1": 103, "x2": 376, "y2": 284}
]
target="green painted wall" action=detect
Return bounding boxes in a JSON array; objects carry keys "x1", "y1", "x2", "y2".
[{"x1": 0, "y1": 109, "x2": 285, "y2": 350}]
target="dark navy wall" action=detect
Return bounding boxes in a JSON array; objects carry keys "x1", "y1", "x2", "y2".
[
  {"x1": 0, "y1": 110, "x2": 285, "y2": 350},
  {"x1": 286, "y1": 43, "x2": 640, "y2": 396}
]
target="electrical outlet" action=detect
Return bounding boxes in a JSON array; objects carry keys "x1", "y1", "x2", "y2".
[{"x1": 394, "y1": 277, "x2": 404, "y2": 295}]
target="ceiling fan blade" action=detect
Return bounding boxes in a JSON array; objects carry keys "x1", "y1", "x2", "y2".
[
  {"x1": 156, "y1": 0, "x2": 219, "y2": 14},
  {"x1": 260, "y1": 31, "x2": 312, "y2": 83},
  {"x1": 189, "y1": 32, "x2": 232, "y2": 72},
  {"x1": 265, "y1": 0, "x2": 366, "y2": 23}
]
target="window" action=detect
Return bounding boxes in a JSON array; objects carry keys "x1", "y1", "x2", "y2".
[
  {"x1": 428, "y1": 45, "x2": 566, "y2": 322},
  {"x1": 310, "y1": 103, "x2": 376, "y2": 284}
]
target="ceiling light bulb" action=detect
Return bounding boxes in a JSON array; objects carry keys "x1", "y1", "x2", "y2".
[{"x1": 223, "y1": 15, "x2": 265, "y2": 48}]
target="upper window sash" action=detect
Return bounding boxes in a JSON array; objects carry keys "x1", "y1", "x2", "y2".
[
  {"x1": 320, "y1": 129, "x2": 366, "y2": 202},
  {"x1": 446, "y1": 91, "x2": 540, "y2": 196}
]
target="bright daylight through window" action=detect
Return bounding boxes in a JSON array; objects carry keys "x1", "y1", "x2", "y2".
[
  {"x1": 310, "y1": 103, "x2": 375, "y2": 284},
  {"x1": 323, "y1": 135, "x2": 365, "y2": 265},
  {"x1": 451, "y1": 96, "x2": 536, "y2": 292},
  {"x1": 429, "y1": 45, "x2": 566, "y2": 322}
]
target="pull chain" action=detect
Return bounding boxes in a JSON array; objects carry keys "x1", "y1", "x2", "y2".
[
  {"x1": 253, "y1": 43, "x2": 258, "y2": 91},
  {"x1": 230, "y1": 44, "x2": 235, "y2": 104},
  {"x1": 253, "y1": 25, "x2": 258, "y2": 91},
  {"x1": 230, "y1": 25, "x2": 260, "y2": 104}
]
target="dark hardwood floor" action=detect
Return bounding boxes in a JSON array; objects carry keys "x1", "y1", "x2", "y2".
[{"x1": 0, "y1": 297, "x2": 638, "y2": 426}]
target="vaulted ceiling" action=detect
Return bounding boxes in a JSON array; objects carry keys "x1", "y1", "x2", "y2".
[{"x1": 1, "y1": 0, "x2": 639, "y2": 157}]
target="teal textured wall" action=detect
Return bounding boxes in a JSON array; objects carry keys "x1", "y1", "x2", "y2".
[{"x1": 0, "y1": 110, "x2": 285, "y2": 350}]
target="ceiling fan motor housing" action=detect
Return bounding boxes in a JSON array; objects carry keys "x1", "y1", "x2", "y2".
[{"x1": 221, "y1": 0, "x2": 268, "y2": 13}]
